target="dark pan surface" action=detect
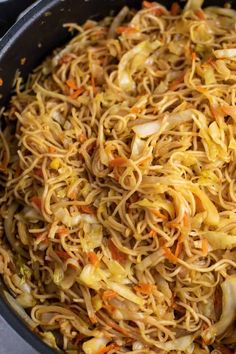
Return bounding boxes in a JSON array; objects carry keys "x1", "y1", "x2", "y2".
[{"x1": 0, "y1": 0, "x2": 234, "y2": 352}]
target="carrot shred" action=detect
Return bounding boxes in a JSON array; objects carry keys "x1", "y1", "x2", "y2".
[
  {"x1": 91, "y1": 76, "x2": 96, "y2": 94},
  {"x1": 148, "y1": 229, "x2": 157, "y2": 238},
  {"x1": 143, "y1": 1, "x2": 164, "y2": 15},
  {"x1": 102, "y1": 290, "x2": 117, "y2": 301},
  {"x1": 56, "y1": 250, "x2": 70, "y2": 260},
  {"x1": 57, "y1": 226, "x2": 69, "y2": 237},
  {"x1": 66, "y1": 79, "x2": 78, "y2": 90},
  {"x1": 192, "y1": 51, "x2": 197, "y2": 61},
  {"x1": 151, "y1": 209, "x2": 168, "y2": 220},
  {"x1": 107, "y1": 321, "x2": 129, "y2": 336},
  {"x1": 96, "y1": 343, "x2": 118, "y2": 354},
  {"x1": 221, "y1": 105, "x2": 236, "y2": 117},
  {"x1": 0, "y1": 78, "x2": 3, "y2": 86},
  {"x1": 175, "y1": 240, "x2": 183, "y2": 258},
  {"x1": 195, "y1": 9, "x2": 205, "y2": 20},
  {"x1": 80, "y1": 205, "x2": 94, "y2": 214},
  {"x1": 34, "y1": 168, "x2": 43, "y2": 177},
  {"x1": 170, "y1": 2, "x2": 181, "y2": 16},
  {"x1": 70, "y1": 87, "x2": 84, "y2": 99},
  {"x1": 79, "y1": 133, "x2": 87, "y2": 143},
  {"x1": 116, "y1": 26, "x2": 138, "y2": 34},
  {"x1": 108, "y1": 239, "x2": 127, "y2": 263},
  {"x1": 134, "y1": 283, "x2": 155, "y2": 295},
  {"x1": 183, "y1": 212, "x2": 189, "y2": 227},
  {"x1": 169, "y1": 73, "x2": 185, "y2": 91},
  {"x1": 130, "y1": 106, "x2": 141, "y2": 114},
  {"x1": 202, "y1": 238, "x2": 209, "y2": 256},
  {"x1": 195, "y1": 195, "x2": 204, "y2": 212},
  {"x1": 87, "y1": 251, "x2": 99, "y2": 266},
  {"x1": 31, "y1": 196, "x2": 42, "y2": 211},
  {"x1": 48, "y1": 146, "x2": 56, "y2": 153},
  {"x1": 163, "y1": 245, "x2": 177, "y2": 264},
  {"x1": 109, "y1": 157, "x2": 127, "y2": 168}
]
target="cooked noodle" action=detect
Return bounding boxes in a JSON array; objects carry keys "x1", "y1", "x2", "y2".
[{"x1": 1, "y1": 1, "x2": 236, "y2": 353}]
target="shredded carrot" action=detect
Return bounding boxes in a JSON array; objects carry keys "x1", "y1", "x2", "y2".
[
  {"x1": 87, "y1": 251, "x2": 99, "y2": 266},
  {"x1": 34, "y1": 168, "x2": 43, "y2": 177},
  {"x1": 108, "y1": 321, "x2": 129, "y2": 336},
  {"x1": 31, "y1": 196, "x2": 42, "y2": 211},
  {"x1": 56, "y1": 250, "x2": 70, "y2": 260},
  {"x1": 108, "y1": 239, "x2": 127, "y2": 263},
  {"x1": 169, "y1": 73, "x2": 185, "y2": 91},
  {"x1": 116, "y1": 26, "x2": 138, "y2": 34},
  {"x1": 134, "y1": 283, "x2": 155, "y2": 295},
  {"x1": 59, "y1": 55, "x2": 72, "y2": 65},
  {"x1": 89, "y1": 314, "x2": 97, "y2": 324},
  {"x1": 102, "y1": 290, "x2": 117, "y2": 301},
  {"x1": 57, "y1": 226, "x2": 69, "y2": 237},
  {"x1": 0, "y1": 78, "x2": 3, "y2": 86},
  {"x1": 170, "y1": 2, "x2": 180, "y2": 16},
  {"x1": 183, "y1": 212, "x2": 189, "y2": 227},
  {"x1": 148, "y1": 229, "x2": 157, "y2": 238},
  {"x1": 130, "y1": 106, "x2": 141, "y2": 114},
  {"x1": 96, "y1": 343, "x2": 118, "y2": 354},
  {"x1": 195, "y1": 195, "x2": 204, "y2": 212},
  {"x1": 195, "y1": 9, "x2": 205, "y2": 20},
  {"x1": 80, "y1": 205, "x2": 94, "y2": 214},
  {"x1": 70, "y1": 87, "x2": 84, "y2": 99},
  {"x1": 175, "y1": 240, "x2": 183, "y2": 258},
  {"x1": 202, "y1": 238, "x2": 209, "y2": 256},
  {"x1": 79, "y1": 133, "x2": 87, "y2": 143},
  {"x1": 192, "y1": 51, "x2": 197, "y2": 61},
  {"x1": 211, "y1": 105, "x2": 222, "y2": 120},
  {"x1": 143, "y1": 1, "x2": 164, "y2": 15},
  {"x1": 48, "y1": 146, "x2": 56, "y2": 153},
  {"x1": 163, "y1": 245, "x2": 177, "y2": 264},
  {"x1": 109, "y1": 157, "x2": 127, "y2": 168},
  {"x1": 91, "y1": 76, "x2": 96, "y2": 94},
  {"x1": 151, "y1": 209, "x2": 168, "y2": 220},
  {"x1": 66, "y1": 79, "x2": 78, "y2": 90}
]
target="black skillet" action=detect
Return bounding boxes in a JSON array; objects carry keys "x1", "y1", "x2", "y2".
[{"x1": 0, "y1": 0, "x2": 233, "y2": 353}]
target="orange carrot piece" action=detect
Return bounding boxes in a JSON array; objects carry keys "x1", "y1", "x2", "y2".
[
  {"x1": 103, "y1": 290, "x2": 117, "y2": 301},
  {"x1": 195, "y1": 9, "x2": 205, "y2": 20},
  {"x1": 79, "y1": 133, "x2": 87, "y2": 143},
  {"x1": 108, "y1": 239, "x2": 127, "y2": 263},
  {"x1": 183, "y1": 212, "x2": 189, "y2": 227},
  {"x1": 96, "y1": 343, "x2": 118, "y2": 354},
  {"x1": 34, "y1": 168, "x2": 43, "y2": 177},
  {"x1": 169, "y1": 73, "x2": 185, "y2": 91},
  {"x1": 66, "y1": 79, "x2": 78, "y2": 90},
  {"x1": 87, "y1": 251, "x2": 99, "y2": 266},
  {"x1": 148, "y1": 230, "x2": 157, "y2": 238},
  {"x1": 175, "y1": 241, "x2": 183, "y2": 258},
  {"x1": 151, "y1": 209, "x2": 168, "y2": 220},
  {"x1": 56, "y1": 250, "x2": 70, "y2": 260},
  {"x1": 80, "y1": 205, "x2": 94, "y2": 214},
  {"x1": 91, "y1": 76, "x2": 96, "y2": 94},
  {"x1": 134, "y1": 283, "x2": 155, "y2": 295},
  {"x1": 0, "y1": 78, "x2": 3, "y2": 86},
  {"x1": 170, "y1": 2, "x2": 181, "y2": 16},
  {"x1": 48, "y1": 146, "x2": 56, "y2": 153},
  {"x1": 130, "y1": 106, "x2": 141, "y2": 114},
  {"x1": 70, "y1": 87, "x2": 84, "y2": 99},
  {"x1": 192, "y1": 52, "x2": 197, "y2": 61},
  {"x1": 163, "y1": 245, "x2": 177, "y2": 264},
  {"x1": 143, "y1": 1, "x2": 164, "y2": 15},
  {"x1": 116, "y1": 26, "x2": 138, "y2": 34},
  {"x1": 109, "y1": 157, "x2": 127, "y2": 168},
  {"x1": 31, "y1": 196, "x2": 42, "y2": 211},
  {"x1": 57, "y1": 226, "x2": 69, "y2": 237}
]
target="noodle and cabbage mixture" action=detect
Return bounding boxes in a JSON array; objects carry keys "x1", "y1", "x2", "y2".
[{"x1": 1, "y1": 0, "x2": 236, "y2": 353}]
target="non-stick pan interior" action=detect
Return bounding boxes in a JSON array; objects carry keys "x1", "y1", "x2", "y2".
[{"x1": 0, "y1": 0, "x2": 234, "y2": 353}]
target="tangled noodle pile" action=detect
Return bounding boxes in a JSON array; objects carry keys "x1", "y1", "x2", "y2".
[{"x1": 1, "y1": 0, "x2": 236, "y2": 352}]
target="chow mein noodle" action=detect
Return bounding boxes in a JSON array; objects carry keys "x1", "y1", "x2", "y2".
[{"x1": 1, "y1": 0, "x2": 236, "y2": 353}]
